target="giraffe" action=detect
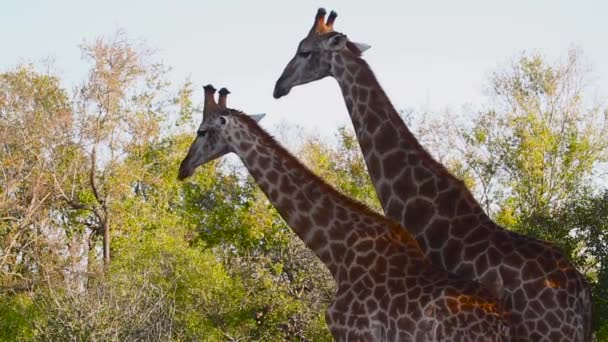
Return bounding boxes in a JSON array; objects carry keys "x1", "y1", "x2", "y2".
[
  {"x1": 273, "y1": 9, "x2": 592, "y2": 341},
  {"x1": 178, "y1": 85, "x2": 509, "y2": 341}
]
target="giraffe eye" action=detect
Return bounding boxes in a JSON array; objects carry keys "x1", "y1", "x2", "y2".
[
  {"x1": 197, "y1": 130, "x2": 207, "y2": 137},
  {"x1": 298, "y1": 51, "x2": 311, "y2": 58}
]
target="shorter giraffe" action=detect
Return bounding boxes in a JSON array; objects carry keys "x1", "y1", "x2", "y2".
[{"x1": 178, "y1": 85, "x2": 509, "y2": 341}]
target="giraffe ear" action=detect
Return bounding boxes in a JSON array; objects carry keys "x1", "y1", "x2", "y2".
[
  {"x1": 324, "y1": 33, "x2": 348, "y2": 51},
  {"x1": 249, "y1": 113, "x2": 266, "y2": 122},
  {"x1": 351, "y1": 42, "x2": 371, "y2": 53}
]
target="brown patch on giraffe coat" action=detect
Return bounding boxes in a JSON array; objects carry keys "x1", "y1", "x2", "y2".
[
  {"x1": 239, "y1": 141, "x2": 252, "y2": 151},
  {"x1": 500, "y1": 265, "x2": 520, "y2": 288},
  {"x1": 300, "y1": 182, "x2": 323, "y2": 202},
  {"x1": 374, "y1": 255, "x2": 387, "y2": 276},
  {"x1": 374, "y1": 123, "x2": 398, "y2": 152},
  {"x1": 309, "y1": 230, "x2": 326, "y2": 251},
  {"x1": 456, "y1": 198, "x2": 472, "y2": 215},
  {"x1": 365, "y1": 298, "x2": 378, "y2": 313},
  {"x1": 359, "y1": 133, "x2": 373, "y2": 154},
  {"x1": 357, "y1": 103, "x2": 367, "y2": 116},
  {"x1": 444, "y1": 240, "x2": 462, "y2": 270},
  {"x1": 335, "y1": 205, "x2": 349, "y2": 221},
  {"x1": 365, "y1": 111, "x2": 381, "y2": 133},
  {"x1": 359, "y1": 88, "x2": 369, "y2": 103},
  {"x1": 258, "y1": 156, "x2": 270, "y2": 169},
  {"x1": 269, "y1": 189, "x2": 279, "y2": 201},
  {"x1": 436, "y1": 188, "x2": 461, "y2": 217},
  {"x1": 245, "y1": 149, "x2": 258, "y2": 166},
  {"x1": 355, "y1": 252, "x2": 377, "y2": 267},
  {"x1": 383, "y1": 150, "x2": 407, "y2": 180},
  {"x1": 418, "y1": 178, "x2": 437, "y2": 198},
  {"x1": 503, "y1": 251, "x2": 524, "y2": 268},
  {"x1": 249, "y1": 168, "x2": 262, "y2": 179},
  {"x1": 450, "y1": 214, "x2": 478, "y2": 237},
  {"x1": 522, "y1": 261, "x2": 544, "y2": 280},
  {"x1": 425, "y1": 219, "x2": 449, "y2": 249},
  {"x1": 312, "y1": 196, "x2": 334, "y2": 227},
  {"x1": 367, "y1": 153, "x2": 382, "y2": 181},
  {"x1": 271, "y1": 158, "x2": 285, "y2": 173},
  {"x1": 295, "y1": 215, "x2": 312, "y2": 232},
  {"x1": 393, "y1": 168, "x2": 417, "y2": 202},
  {"x1": 385, "y1": 199, "x2": 404, "y2": 221},
  {"x1": 389, "y1": 294, "x2": 407, "y2": 317},
  {"x1": 464, "y1": 241, "x2": 489, "y2": 261},
  {"x1": 279, "y1": 176, "x2": 296, "y2": 194},
  {"x1": 354, "y1": 239, "x2": 374, "y2": 253},
  {"x1": 266, "y1": 170, "x2": 278, "y2": 180},
  {"x1": 356, "y1": 67, "x2": 374, "y2": 85},
  {"x1": 474, "y1": 254, "x2": 489, "y2": 275},
  {"x1": 446, "y1": 297, "x2": 460, "y2": 314},
  {"x1": 486, "y1": 247, "x2": 502, "y2": 266},
  {"x1": 295, "y1": 194, "x2": 313, "y2": 213},
  {"x1": 345, "y1": 74, "x2": 354, "y2": 84},
  {"x1": 328, "y1": 222, "x2": 347, "y2": 240},
  {"x1": 407, "y1": 152, "x2": 419, "y2": 165},
  {"x1": 334, "y1": 53, "x2": 343, "y2": 65},
  {"x1": 465, "y1": 226, "x2": 491, "y2": 244},
  {"x1": 333, "y1": 65, "x2": 345, "y2": 78},
  {"x1": 403, "y1": 198, "x2": 435, "y2": 234},
  {"x1": 413, "y1": 165, "x2": 433, "y2": 182},
  {"x1": 343, "y1": 249, "x2": 355, "y2": 267},
  {"x1": 349, "y1": 265, "x2": 366, "y2": 282},
  {"x1": 331, "y1": 242, "x2": 346, "y2": 261}
]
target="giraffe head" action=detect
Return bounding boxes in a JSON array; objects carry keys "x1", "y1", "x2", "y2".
[
  {"x1": 178, "y1": 85, "x2": 265, "y2": 179},
  {"x1": 273, "y1": 8, "x2": 370, "y2": 98}
]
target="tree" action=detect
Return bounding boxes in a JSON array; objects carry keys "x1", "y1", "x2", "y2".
[
  {"x1": 0, "y1": 65, "x2": 77, "y2": 293},
  {"x1": 59, "y1": 31, "x2": 171, "y2": 267},
  {"x1": 468, "y1": 49, "x2": 607, "y2": 221}
]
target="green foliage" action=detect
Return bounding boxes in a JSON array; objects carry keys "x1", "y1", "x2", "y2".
[
  {"x1": 0, "y1": 294, "x2": 38, "y2": 341},
  {"x1": 464, "y1": 50, "x2": 608, "y2": 220}
]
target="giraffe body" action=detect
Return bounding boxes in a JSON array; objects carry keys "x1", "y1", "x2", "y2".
[
  {"x1": 178, "y1": 87, "x2": 509, "y2": 341},
  {"x1": 273, "y1": 9, "x2": 592, "y2": 341}
]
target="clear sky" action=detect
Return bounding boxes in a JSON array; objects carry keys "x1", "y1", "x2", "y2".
[{"x1": 2, "y1": 0, "x2": 607, "y2": 138}]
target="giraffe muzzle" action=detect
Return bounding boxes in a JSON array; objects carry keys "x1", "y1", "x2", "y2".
[{"x1": 273, "y1": 81, "x2": 291, "y2": 99}]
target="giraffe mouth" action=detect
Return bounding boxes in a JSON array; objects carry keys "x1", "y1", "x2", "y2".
[
  {"x1": 177, "y1": 160, "x2": 195, "y2": 180},
  {"x1": 273, "y1": 83, "x2": 291, "y2": 99}
]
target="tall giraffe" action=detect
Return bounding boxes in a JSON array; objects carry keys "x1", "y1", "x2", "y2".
[
  {"x1": 273, "y1": 9, "x2": 591, "y2": 341},
  {"x1": 178, "y1": 85, "x2": 508, "y2": 341}
]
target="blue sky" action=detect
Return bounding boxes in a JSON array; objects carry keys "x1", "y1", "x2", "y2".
[{"x1": 2, "y1": 0, "x2": 607, "y2": 137}]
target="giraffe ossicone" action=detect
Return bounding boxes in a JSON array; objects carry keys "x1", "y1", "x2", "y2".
[
  {"x1": 273, "y1": 8, "x2": 592, "y2": 341},
  {"x1": 178, "y1": 86, "x2": 509, "y2": 341}
]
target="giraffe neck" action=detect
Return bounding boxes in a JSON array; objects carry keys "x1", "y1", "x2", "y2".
[
  {"x1": 226, "y1": 113, "x2": 425, "y2": 279},
  {"x1": 330, "y1": 53, "x2": 487, "y2": 244}
]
